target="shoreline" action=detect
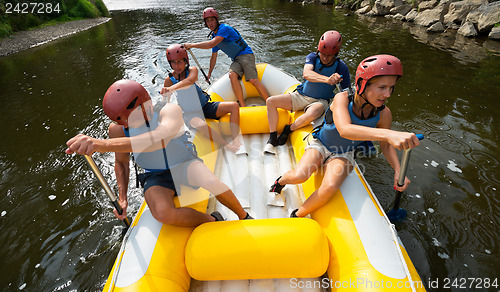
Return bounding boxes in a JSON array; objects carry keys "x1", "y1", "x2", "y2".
[{"x1": 0, "y1": 17, "x2": 111, "y2": 57}]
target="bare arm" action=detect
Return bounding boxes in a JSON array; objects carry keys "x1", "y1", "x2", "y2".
[
  {"x1": 302, "y1": 63, "x2": 342, "y2": 85},
  {"x1": 208, "y1": 52, "x2": 218, "y2": 79},
  {"x1": 108, "y1": 123, "x2": 130, "y2": 220},
  {"x1": 66, "y1": 104, "x2": 185, "y2": 155},
  {"x1": 184, "y1": 36, "x2": 224, "y2": 50},
  {"x1": 331, "y1": 93, "x2": 419, "y2": 150},
  {"x1": 161, "y1": 66, "x2": 199, "y2": 94}
]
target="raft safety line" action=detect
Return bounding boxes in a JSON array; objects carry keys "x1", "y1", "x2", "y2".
[{"x1": 356, "y1": 167, "x2": 417, "y2": 292}]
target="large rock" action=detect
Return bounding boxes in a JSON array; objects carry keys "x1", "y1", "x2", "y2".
[
  {"x1": 458, "y1": 21, "x2": 478, "y2": 37},
  {"x1": 443, "y1": 0, "x2": 486, "y2": 26},
  {"x1": 418, "y1": 0, "x2": 439, "y2": 11},
  {"x1": 427, "y1": 21, "x2": 445, "y2": 32},
  {"x1": 415, "y1": 0, "x2": 453, "y2": 27},
  {"x1": 356, "y1": 5, "x2": 372, "y2": 14},
  {"x1": 489, "y1": 26, "x2": 500, "y2": 40},
  {"x1": 372, "y1": 0, "x2": 403, "y2": 16},
  {"x1": 466, "y1": 2, "x2": 500, "y2": 33},
  {"x1": 405, "y1": 9, "x2": 419, "y2": 22},
  {"x1": 390, "y1": 4, "x2": 412, "y2": 16}
]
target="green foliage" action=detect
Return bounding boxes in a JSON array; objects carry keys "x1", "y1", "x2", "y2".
[
  {"x1": 0, "y1": 0, "x2": 109, "y2": 39},
  {"x1": 69, "y1": 0, "x2": 99, "y2": 18}
]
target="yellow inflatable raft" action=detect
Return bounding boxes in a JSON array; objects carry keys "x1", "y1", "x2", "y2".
[{"x1": 103, "y1": 63, "x2": 425, "y2": 291}]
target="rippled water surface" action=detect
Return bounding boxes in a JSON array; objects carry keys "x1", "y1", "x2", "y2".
[{"x1": 0, "y1": 0, "x2": 498, "y2": 290}]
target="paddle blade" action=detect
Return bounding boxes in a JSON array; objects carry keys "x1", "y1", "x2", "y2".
[{"x1": 387, "y1": 207, "x2": 407, "y2": 223}]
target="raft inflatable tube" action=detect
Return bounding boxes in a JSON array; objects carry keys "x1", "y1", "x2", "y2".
[{"x1": 103, "y1": 65, "x2": 425, "y2": 291}]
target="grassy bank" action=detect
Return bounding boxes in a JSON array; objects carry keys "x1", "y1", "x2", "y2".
[{"x1": 0, "y1": 0, "x2": 109, "y2": 38}]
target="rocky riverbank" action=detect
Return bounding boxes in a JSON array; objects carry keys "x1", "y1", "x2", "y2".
[
  {"x1": 0, "y1": 17, "x2": 110, "y2": 57},
  {"x1": 300, "y1": 0, "x2": 500, "y2": 40}
]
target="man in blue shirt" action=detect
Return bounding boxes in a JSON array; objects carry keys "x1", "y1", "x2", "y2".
[
  {"x1": 185, "y1": 7, "x2": 269, "y2": 107},
  {"x1": 264, "y1": 30, "x2": 351, "y2": 154}
]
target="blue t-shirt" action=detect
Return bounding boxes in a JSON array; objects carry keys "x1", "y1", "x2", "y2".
[{"x1": 212, "y1": 23, "x2": 253, "y2": 60}]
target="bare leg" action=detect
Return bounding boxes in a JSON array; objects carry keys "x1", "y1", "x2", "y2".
[
  {"x1": 145, "y1": 186, "x2": 214, "y2": 226},
  {"x1": 249, "y1": 78, "x2": 269, "y2": 101},
  {"x1": 289, "y1": 102, "x2": 325, "y2": 131},
  {"x1": 190, "y1": 117, "x2": 238, "y2": 153},
  {"x1": 229, "y1": 72, "x2": 245, "y2": 107},
  {"x1": 266, "y1": 93, "x2": 293, "y2": 133},
  {"x1": 187, "y1": 160, "x2": 247, "y2": 219},
  {"x1": 279, "y1": 148, "x2": 323, "y2": 185},
  {"x1": 296, "y1": 157, "x2": 353, "y2": 217},
  {"x1": 216, "y1": 101, "x2": 242, "y2": 147}
]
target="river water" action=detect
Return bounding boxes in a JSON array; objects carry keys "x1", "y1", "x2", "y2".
[{"x1": 0, "y1": 0, "x2": 498, "y2": 291}]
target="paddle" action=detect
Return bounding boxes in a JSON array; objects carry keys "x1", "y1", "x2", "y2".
[
  {"x1": 84, "y1": 155, "x2": 131, "y2": 228},
  {"x1": 387, "y1": 134, "x2": 424, "y2": 223},
  {"x1": 186, "y1": 48, "x2": 211, "y2": 85}
]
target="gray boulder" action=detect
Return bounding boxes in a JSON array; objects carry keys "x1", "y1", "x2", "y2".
[
  {"x1": 443, "y1": 0, "x2": 487, "y2": 26},
  {"x1": 356, "y1": 5, "x2": 372, "y2": 14},
  {"x1": 466, "y1": 2, "x2": 500, "y2": 33},
  {"x1": 428, "y1": 21, "x2": 445, "y2": 32},
  {"x1": 489, "y1": 26, "x2": 500, "y2": 40},
  {"x1": 405, "y1": 9, "x2": 419, "y2": 22},
  {"x1": 458, "y1": 21, "x2": 478, "y2": 37},
  {"x1": 372, "y1": 0, "x2": 403, "y2": 16},
  {"x1": 390, "y1": 4, "x2": 412, "y2": 16},
  {"x1": 415, "y1": 0, "x2": 453, "y2": 27},
  {"x1": 418, "y1": 0, "x2": 439, "y2": 11}
]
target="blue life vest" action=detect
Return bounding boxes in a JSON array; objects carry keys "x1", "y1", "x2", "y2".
[
  {"x1": 296, "y1": 56, "x2": 339, "y2": 100},
  {"x1": 312, "y1": 101, "x2": 381, "y2": 153},
  {"x1": 213, "y1": 23, "x2": 251, "y2": 60},
  {"x1": 124, "y1": 111, "x2": 197, "y2": 172},
  {"x1": 169, "y1": 68, "x2": 209, "y2": 110}
]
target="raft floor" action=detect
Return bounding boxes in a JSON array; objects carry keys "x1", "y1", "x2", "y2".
[{"x1": 188, "y1": 130, "x2": 325, "y2": 292}]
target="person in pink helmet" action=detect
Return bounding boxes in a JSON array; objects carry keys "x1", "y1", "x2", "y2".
[
  {"x1": 263, "y1": 30, "x2": 351, "y2": 154},
  {"x1": 269, "y1": 55, "x2": 421, "y2": 218},
  {"x1": 161, "y1": 43, "x2": 245, "y2": 154},
  {"x1": 184, "y1": 7, "x2": 269, "y2": 107},
  {"x1": 66, "y1": 80, "x2": 252, "y2": 225}
]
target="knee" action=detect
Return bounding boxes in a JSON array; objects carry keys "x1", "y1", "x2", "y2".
[
  {"x1": 229, "y1": 101, "x2": 239, "y2": 112},
  {"x1": 288, "y1": 170, "x2": 310, "y2": 184},
  {"x1": 266, "y1": 96, "x2": 277, "y2": 107},
  {"x1": 318, "y1": 182, "x2": 339, "y2": 197},
  {"x1": 229, "y1": 72, "x2": 239, "y2": 81},
  {"x1": 190, "y1": 117, "x2": 207, "y2": 129},
  {"x1": 248, "y1": 78, "x2": 258, "y2": 85},
  {"x1": 151, "y1": 207, "x2": 176, "y2": 225}
]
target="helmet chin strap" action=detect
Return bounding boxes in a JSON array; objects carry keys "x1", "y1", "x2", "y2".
[{"x1": 359, "y1": 93, "x2": 375, "y2": 120}]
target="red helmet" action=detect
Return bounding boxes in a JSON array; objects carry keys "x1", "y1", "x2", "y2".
[
  {"x1": 103, "y1": 80, "x2": 151, "y2": 126},
  {"x1": 203, "y1": 7, "x2": 219, "y2": 22},
  {"x1": 317, "y1": 30, "x2": 342, "y2": 56},
  {"x1": 355, "y1": 54, "x2": 403, "y2": 95},
  {"x1": 166, "y1": 44, "x2": 189, "y2": 66}
]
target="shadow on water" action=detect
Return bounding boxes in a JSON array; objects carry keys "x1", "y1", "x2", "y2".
[{"x1": 0, "y1": 0, "x2": 498, "y2": 290}]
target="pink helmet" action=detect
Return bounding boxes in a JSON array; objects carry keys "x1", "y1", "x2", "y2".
[
  {"x1": 203, "y1": 7, "x2": 219, "y2": 22},
  {"x1": 355, "y1": 54, "x2": 403, "y2": 95},
  {"x1": 103, "y1": 80, "x2": 151, "y2": 126},
  {"x1": 166, "y1": 44, "x2": 189, "y2": 66},
  {"x1": 317, "y1": 30, "x2": 342, "y2": 56}
]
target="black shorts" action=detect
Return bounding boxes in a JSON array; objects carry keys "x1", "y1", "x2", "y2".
[
  {"x1": 202, "y1": 101, "x2": 220, "y2": 120},
  {"x1": 138, "y1": 159, "x2": 202, "y2": 195}
]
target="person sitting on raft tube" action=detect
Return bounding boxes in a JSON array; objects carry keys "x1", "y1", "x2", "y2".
[
  {"x1": 65, "y1": 80, "x2": 252, "y2": 225},
  {"x1": 269, "y1": 55, "x2": 420, "y2": 218},
  {"x1": 161, "y1": 44, "x2": 246, "y2": 155},
  {"x1": 263, "y1": 30, "x2": 351, "y2": 155},
  {"x1": 184, "y1": 7, "x2": 269, "y2": 107}
]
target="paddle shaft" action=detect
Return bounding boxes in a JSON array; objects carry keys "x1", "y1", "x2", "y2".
[
  {"x1": 187, "y1": 48, "x2": 211, "y2": 85},
  {"x1": 393, "y1": 149, "x2": 412, "y2": 210},
  {"x1": 392, "y1": 134, "x2": 424, "y2": 210},
  {"x1": 84, "y1": 155, "x2": 131, "y2": 228}
]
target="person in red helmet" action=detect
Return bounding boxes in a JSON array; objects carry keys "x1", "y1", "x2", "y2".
[
  {"x1": 184, "y1": 7, "x2": 269, "y2": 107},
  {"x1": 263, "y1": 30, "x2": 351, "y2": 154},
  {"x1": 161, "y1": 44, "x2": 245, "y2": 154},
  {"x1": 269, "y1": 55, "x2": 420, "y2": 218},
  {"x1": 66, "y1": 80, "x2": 252, "y2": 225}
]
